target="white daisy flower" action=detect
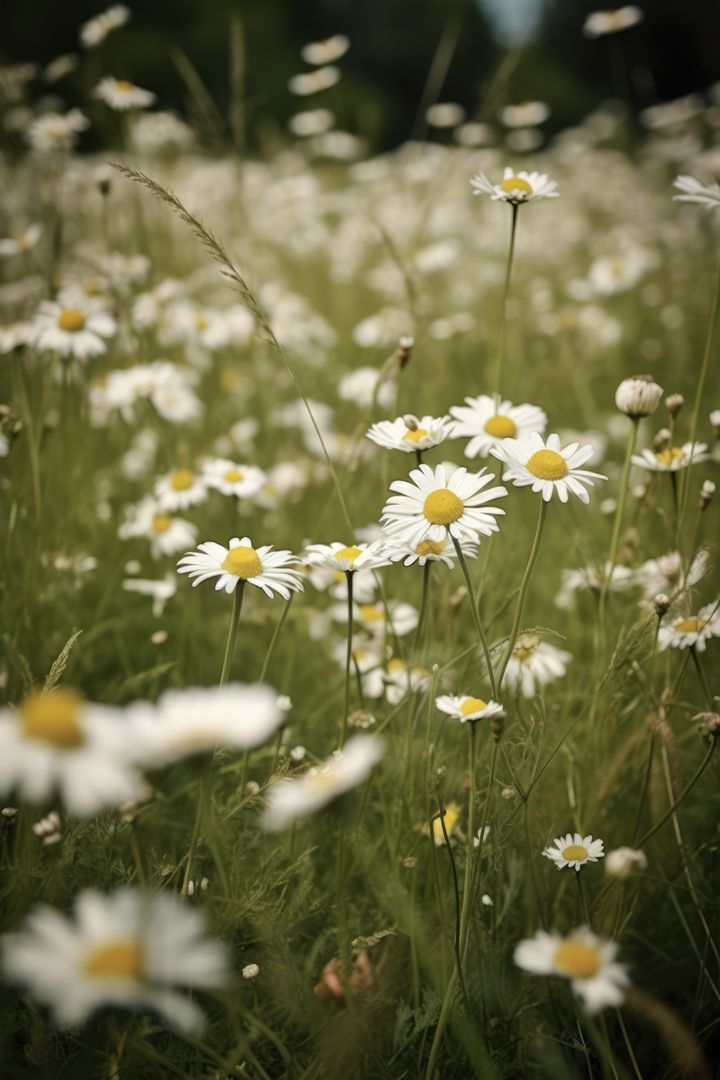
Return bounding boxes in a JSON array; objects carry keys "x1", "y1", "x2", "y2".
[
  {"x1": 118, "y1": 499, "x2": 197, "y2": 559},
  {"x1": 32, "y1": 297, "x2": 116, "y2": 360},
  {"x1": 3, "y1": 888, "x2": 228, "y2": 1032},
  {"x1": 583, "y1": 6, "x2": 643, "y2": 38},
  {"x1": 501, "y1": 101, "x2": 550, "y2": 128},
  {"x1": 657, "y1": 602, "x2": 720, "y2": 653},
  {"x1": 153, "y1": 468, "x2": 208, "y2": 512},
  {"x1": 631, "y1": 441, "x2": 709, "y2": 472},
  {"x1": 470, "y1": 166, "x2": 559, "y2": 204},
  {"x1": 674, "y1": 175, "x2": 720, "y2": 210},
  {"x1": 201, "y1": 458, "x2": 266, "y2": 499},
  {"x1": 503, "y1": 634, "x2": 571, "y2": 698},
  {"x1": 331, "y1": 638, "x2": 384, "y2": 675},
  {"x1": 635, "y1": 548, "x2": 709, "y2": 603},
  {"x1": 544, "y1": 832, "x2": 605, "y2": 872},
  {"x1": 177, "y1": 536, "x2": 304, "y2": 599},
  {"x1": 305, "y1": 561, "x2": 378, "y2": 603},
  {"x1": 554, "y1": 562, "x2": 635, "y2": 610},
  {"x1": 0, "y1": 689, "x2": 142, "y2": 816},
  {"x1": 26, "y1": 109, "x2": 89, "y2": 152},
  {"x1": 262, "y1": 735, "x2": 383, "y2": 831},
  {"x1": 122, "y1": 574, "x2": 177, "y2": 617},
  {"x1": 301, "y1": 35, "x2": 350, "y2": 65},
  {"x1": 385, "y1": 535, "x2": 478, "y2": 568},
  {"x1": 366, "y1": 414, "x2": 453, "y2": 454},
  {"x1": 449, "y1": 394, "x2": 547, "y2": 459},
  {"x1": 331, "y1": 599, "x2": 419, "y2": 638},
  {"x1": 338, "y1": 366, "x2": 395, "y2": 410},
  {"x1": 435, "y1": 695, "x2": 504, "y2": 723},
  {"x1": 514, "y1": 927, "x2": 629, "y2": 1013},
  {"x1": 490, "y1": 433, "x2": 606, "y2": 503},
  {"x1": 288, "y1": 66, "x2": 341, "y2": 96},
  {"x1": 80, "y1": 3, "x2": 130, "y2": 48},
  {"x1": 605, "y1": 847, "x2": 648, "y2": 879},
  {"x1": 94, "y1": 76, "x2": 156, "y2": 111},
  {"x1": 0, "y1": 223, "x2": 42, "y2": 258},
  {"x1": 381, "y1": 462, "x2": 507, "y2": 549},
  {"x1": 363, "y1": 658, "x2": 430, "y2": 705},
  {"x1": 304, "y1": 540, "x2": 391, "y2": 574}
]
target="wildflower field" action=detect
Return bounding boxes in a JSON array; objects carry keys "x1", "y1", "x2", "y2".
[{"x1": 1, "y1": 6, "x2": 719, "y2": 1078}]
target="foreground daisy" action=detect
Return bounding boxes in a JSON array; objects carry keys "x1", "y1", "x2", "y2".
[
  {"x1": 381, "y1": 463, "x2": 507, "y2": 548},
  {"x1": 503, "y1": 634, "x2": 571, "y2": 698},
  {"x1": 657, "y1": 602, "x2": 720, "y2": 653},
  {"x1": 632, "y1": 441, "x2": 708, "y2": 472},
  {"x1": 544, "y1": 832, "x2": 605, "y2": 872},
  {"x1": 262, "y1": 735, "x2": 383, "y2": 830},
  {"x1": 3, "y1": 889, "x2": 228, "y2": 1032},
  {"x1": 0, "y1": 689, "x2": 141, "y2": 815},
  {"x1": 514, "y1": 927, "x2": 629, "y2": 1012},
  {"x1": 673, "y1": 175, "x2": 720, "y2": 210},
  {"x1": 177, "y1": 537, "x2": 303, "y2": 599},
  {"x1": 491, "y1": 433, "x2": 606, "y2": 503},
  {"x1": 32, "y1": 296, "x2": 116, "y2": 360},
  {"x1": 470, "y1": 167, "x2": 558, "y2": 204},
  {"x1": 435, "y1": 694, "x2": 504, "y2": 724},
  {"x1": 449, "y1": 394, "x2": 547, "y2": 459},
  {"x1": 366, "y1": 415, "x2": 453, "y2": 455},
  {"x1": 94, "y1": 76, "x2": 156, "y2": 110},
  {"x1": 304, "y1": 540, "x2": 391, "y2": 574}
]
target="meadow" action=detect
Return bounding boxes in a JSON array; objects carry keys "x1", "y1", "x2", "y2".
[{"x1": 1, "y1": 10, "x2": 719, "y2": 1078}]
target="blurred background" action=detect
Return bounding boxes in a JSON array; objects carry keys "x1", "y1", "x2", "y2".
[{"x1": 6, "y1": 0, "x2": 720, "y2": 151}]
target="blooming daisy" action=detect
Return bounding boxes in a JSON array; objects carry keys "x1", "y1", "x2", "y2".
[
  {"x1": 331, "y1": 599, "x2": 419, "y2": 638},
  {"x1": 605, "y1": 847, "x2": 648, "y2": 879},
  {"x1": 449, "y1": 394, "x2": 547, "y2": 459},
  {"x1": 122, "y1": 573, "x2": 177, "y2": 617},
  {"x1": 201, "y1": 459, "x2": 266, "y2": 500},
  {"x1": 153, "y1": 468, "x2": 208, "y2": 512},
  {"x1": 366, "y1": 414, "x2": 453, "y2": 454},
  {"x1": 673, "y1": 175, "x2": 720, "y2": 210},
  {"x1": 503, "y1": 634, "x2": 571, "y2": 698},
  {"x1": 363, "y1": 658, "x2": 430, "y2": 705},
  {"x1": 262, "y1": 735, "x2": 383, "y2": 830},
  {"x1": 435, "y1": 694, "x2": 504, "y2": 724},
  {"x1": 583, "y1": 6, "x2": 643, "y2": 38},
  {"x1": 0, "y1": 689, "x2": 142, "y2": 816},
  {"x1": 381, "y1": 463, "x2": 507, "y2": 549},
  {"x1": 490, "y1": 433, "x2": 606, "y2": 503},
  {"x1": 177, "y1": 537, "x2": 304, "y2": 599},
  {"x1": 470, "y1": 167, "x2": 559, "y2": 204},
  {"x1": 80, "y1": 3, "x2": 130, "y2": 48},
  {"x1": 288, "y1": 66, "x2": 341, "y2": 96},
  {"x1": 26, "y1": 109, "x2": 89, "y2": 152},
  {"x1": 631, "y1": 441, "x2": 709, "y2": 472},
  {"x1": 32, "y1": 296, "x2": 116, "y2": 360},
  {"x1": 3, "y1": 888, "x2": 228, "y2": 1032},
  {"x1": 514, "y1": 927, "x2": 629, "y2": 1013},
  {"x1": 385, "y1": 535, "x2": 478, "y2": 568},
  {"x1": 304, "y1": 540, "x2": 391, "y2": 574},
  {"x1": 0, "y1": 223, "x2": 42, "y2": 258},
  {"x1": 301, "y1": 35, "x2": 350, "y2": 65},
  {"x1": 338, "y1": 366, "x2": 395, "y2": 409},
  {"x1": 554, "y1": 562, "x2": 635, "y2": 610},
  {"x1": 657, "y1": 602, "x2": 720, "y2": 653},
  {"x1": 94, "y1": 76, "x2": 156, "y2": 111},
  {"x1": 544, "y1": 832, "x2": 605, "y2": 872},
  {"x1": 635, "y1": 548, "x2": 709, "y2": 603},
  {"x1": 118, "y1": 499, "x2": 197, "y2": 559}
]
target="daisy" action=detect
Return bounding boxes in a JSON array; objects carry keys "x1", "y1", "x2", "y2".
[
  {"x1": 544, "y1": 832, "x2": 605, "y2": 872},
  {"x1": 490, "y1": 433, "x2": 606, "y2": 503},
  {"x1": 381, "y1": 463, "x2": 507, "y2": 549},
  {"x1": 632, "y1": 441, "x2": 709, "y2": 472},
  {"x1": 32, "y1": 296, "x2": 116, "y2": 360},
  {"x1": 449, "y1": 394, "x2": 547, "y2": 459},
  {"x1": 288, "y1": 67, "x2": 340, "y2": 96},
  {"x1": 262, "y1": 735, "x2": 383, "y2": 830},
  {"x1": 470, "y1": 167, "x2": 558, "y2": 204},
  {"x1": 0, "y1": 689, "x2": 142, "y2": 816},
  {"x1": 122, "y1": 574, "x2": 177, "y2": 617},
  {"x1": 432, "y1": 802, "x2": 460, "y2": 846},
  {"x1": 435, "y1": 694, "x2": 504, "y2": 724},
  {"x1": 3, "y1": 889, "x2": 228, "y2": 1032},
  {"x1": 0, "y1": 223, "x2": 42, "y2": 258},
  {"x1": 385, "y1": 535, "x2": 478, "y2": 568},
  {"x1": 304, "y1": 540, "x2": 391, "y2": 575},
  {"x1": 153, "y1": 468, "x2": 208, "y2": 512},
  {"x1": 201, "y1": 459, "x2": 266, "y2": 500},
  {"x1": 657, "y1": 602, "x2": 720, "y2": 653},
  {"x1": 94, "y1": 76, "x2": 156, "y2": 111},
  {"x1": 503, "y1": 634, "x2": 571, "y2": 698},
  {"x1": 366, "y1": 414, "x2": 453, "y2": 454},
  {"x1": 514, "y1": 927, "x2": 629, "y2": 1013},
  {"x1": 331, "y1": 599, "x2": 419, "y2": 638},
  {"x1": 306, "y1": 561, "x2": 378, "y2": 603},
  {"x1": 635, "y1": 548, "x2": 709, "y2": 603},
  {"x1": 301, "y1": 35, "x2": 350, "y2": 65},
  {"x1": 363, "y1": 658, "x2": 430, "y2": 706},
  {"x1": 583, "y1": 6, "x2": 643, "y2": 38},
  {"x1": 605, "y1": 847, "x2": 648, "y2": 879},
  {"x1": 554, "y1": 562, "x2": 635, "y2": 610},
  {"x1": 80, "y1": 3, "x2": 130, "y2": 48},
  {"x1": 674, "y1": 175, "x2": 720, "y2": 210},
  {"x1": 26, "y1": 109, "x2": 89, "y2": 152},
  {"x1": 338, "y1": 366, "x2": 395, "y2": 410},
  {"x1": 118, "y1": 499, "x2": 197, "y2": 559},
  {"x1": 177, "y1": 537, "x2": 304, "y2": 599},
  {"x1": 501, "y1": 101, "x2": 550, "y2": 128}
]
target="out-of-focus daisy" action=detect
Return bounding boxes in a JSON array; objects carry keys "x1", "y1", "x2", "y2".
[
  {"x1": 363, "y1": 658, "x2": 430, "y2": 705},
  {"x1": 153, "y1": 468, "x2": 208, "y2": 512},
  {"x1": 432, "y1": 801, "x2": 460, "y2": 846},
  {"x1": 381, "y1": 462, "x2": 507, "y2": 548},
  {"x1": 3, "y1": 888, "x2": 228, "y2": 1032},
  {"x1": 301, "y1": 35, "x2": 350, "y2": 65},
  {"x1": 503, "y1": 634, "x2": 571, "y2": 698},
  {"x1": 119, "y1": 499, "x2": 197, "y2": 559},
  {"x1": 43, "y1": 54, "x2": 78, "y2": 84},
  {"x1": 491, "y1": 433, "x2": 606, "y2": 504},
  {"x1": 338, "y1": 366, "x2": 395, "y2": 409},
  {"x1": 636, "y1": 548, "x2": 709, "y2": 603},
  {"x1": 674, "y1": 175, "x2": 720, "y2": 210},
  {"x1": 201, "y1": 458, "x2": 266, "y2": 499},
  {"x1": 304, "y1": 540, "x2": 391, "y2": 575},
  {"x1": 449, "y1": 394, "x2": 547, "y2": 459},
  {"x1": 544, "y1": 832, "x2": 605, "y2": 872},
  {"x1": 122, "y1": 573, "x2": 177, "y2": 617},
  {"x1": 554, "y1": 562, "x2": 635, "y2": 610},
  {"x1": 32, "y1": 296, "x2": 116, "y2": 360},
  {"x1": 288, "y1": 108, "x2": 334, "y2": 136},
  {"x1": 435, "y1": 695, "x2": 504, "y2": 724},
  {"x1": 583, "y1": 6, "x2": 643, "y2": 37},
  {"x1": 0, "y1": 223, "x2": 42, "y2": 258},
  {"x1": 657, "y1": 602, "x2": 720, "y2": 653},
  {"x1": 0, "y1": 689, "x2": 141, "y2": 816},
  {"x1": 632, "y1": 441, "x2": 709, "y2": 472},
  {"x1": 306, "y1": 561, "x2": 377, "y2": 603},
  {"x1": 470, "y1": 167, "x2": 558, "y2": 204},
  {"x1": 26, "y1": 109, "x2": 89, "y2": 152},
  {"x1": 94, "y1": 77, "x2": 156, "y2": 111},
  {"x1": 605, "y1": 847, "x2": 648, "y2": 879},
  {"x1": 262, "y1": 735, "x2": 382, "y2": 830},
  {"x1": 425, "y1": 102, "x2": 465, "y2": 129},
  {"x1": 332, "y1": 599, "x2": 419, "y2": 638},
  {"x1": 367, "y1": 414, "x2": 452, "y2": 454},
  {"x1": 385, "y1": 535, "x2": 478, "y2": 568},
  {"x1": 177, "y1": 537, "x2": 303, "y2": 599},
  {"x1": 515, "y1": 927, "x2": 629, "y2": 1012},
  {"x1": 501, "y1": 101, "x2": 550, "y2": 128},
  {"x1": 80, "y1": 3, "x2": 130, "y2": 48},
  {"x1": 288, "y1": 67, "x2": 340, "y2": 96}
]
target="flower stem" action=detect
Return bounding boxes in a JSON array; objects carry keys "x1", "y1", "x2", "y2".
[
  {"x1": 691, "y1": 645, "x2": 714, "y2": 710},
  {"x1": 340, "y1": 571, "x2": 354, "y2": 747},
  {"x1": 451, "y1": 535, "x2": 498, "y2": 698},
  {"x1": 492, "y1": 202, "x2": 519, "y2": 394},
  {"x1": 497, "y1": 499, "x2": 548, "y2": 689},
  {"x1": 220, "y1": 583, "x2": 245, "y2": 686},
  {"x1": 636, "y1": 737, "x2": 716, "y2": 849},
  {"x1": 258, "y1": 593, "x2": 293, "y2": 682},
  {"x1": 598, "y1": 418, "x2": 639, "y2": 634}
]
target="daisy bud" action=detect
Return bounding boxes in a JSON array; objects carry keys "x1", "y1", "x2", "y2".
[
  {"x1": 349, "y1": 709, "x2": 376, "y2": 729},
  {"x1": 664, "y1": 393, "x2": 684, "y2": 419},
  {"x1": 402, "y1": 413, "x2": 419, "y2": 431},
  {"x1": 605, "y1": 846, "x2": 648, "y2": 879},
  {"x1": 710, "y1": 409, "x2": 720, "y2": 438},
  {"x1": 490, "y1": 708, "x2": 506, "y2": 742},
  {"x1": 653, "y1": 593, "x2": 671, "y2": 618},
  {"x1": 397, "y1": 336, "x2": 414, "y2": 369},
  {"x1": 245, "y1": 780, "x2": 261, "y2": 795},
  {"x1": 653, "y1": 427, "x2": 672, "y2": 451},
  {"x1": 615, "y1": 375, "x2": 663, "y2": 419},
  {"x1": 700, "y1": 479, "x2": 715, "y2": 511},
  {"x1": 242, "y1": 963, "x2": 260, "y2": 979}
]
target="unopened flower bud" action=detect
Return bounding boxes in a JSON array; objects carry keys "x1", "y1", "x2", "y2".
[
  {"x1": 397, "y1": 336, "x2": 414, "y2": 369},
  {"x1": 653, "y1": 593, "x2": 671, "y2": 618},
  {"x1": 664, "y1": 393, "x2": 684, "y2": 418},
  {"x1": 490, "y1": 708, "x2": 506, "y2": 742},
  {"x1": 653, "y1": 427, "x2": 672, "y2": 451},
  {"x1": 605, "y1": 846, "x2": 647, "y2": 879},
  {"x1": 615, "y1": 375, "x2": 663, "y2": 419},
  {"x1": 700, "y1": 479, "x2": 715, "y2": 511},
  {"x1": 710, "y1": 409, "x2": 720, "y2": 438},
  {"x1": 242, "y1": 963, "x2": 260, "y2": 979},
  {"x1": 403, "y1": 414, "x2": 419, "y2": 431}
]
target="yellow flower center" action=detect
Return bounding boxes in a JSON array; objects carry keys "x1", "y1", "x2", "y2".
[
  {"x1": 673, "y1": 616, "x2": 707, "y2": 634},
  {"x1": 499, "y1": 176, "x2": 533, "y2": 196},
  {"x1": 334, "y1": 546, "x2": 362, "y2": 564},
  {"x1": 219, "y1": 369, "x2": 239, "y2": 394},
  {"x1": 526, "y1": 449, "x2": 568, "y2": 481},
  {"x1": 223, "y1": 468, "x2": 244, "y2": 483},
  {"x1": 460, "y1": 697, "x2": 488, "y2": 716},
  {"x1": 221, "y1": 545, "x2": 263, "y2": 579},
  {"x1": 402, "y1": 427, "x2": 429, "y2": 444},
  {"x1": 116, "y1": 80, "x2": 135, "y2": 92},
  {"x1": 170, "y1": 469, "x2": 194, "y2": 491},
  {"x1": 484, "y1": 414, "x2": 517, "y2": 438},
  {"x1": 195, "y1": 314, "x2": 208, "y2": 331},
  {"x1": 387, "y1": 658, "x2": 407, "y2": 674},
  {"x1": 513, "y1": 634, "x2": 539, "y2": 662},
  {"x1": 655, "y1": 447, "x2": 682, "y2": 466},
  {"x1": 423, "y1": 488, "x2": 464, "y2": 525},
  {"x1": 562, "y1": 844, "x2": 589, "y2": 862},
  {"x1": 416, "y1": 539, "x2": 446, "y2": 557},
  {"x1": 21, "y1": 689, "x2": 85, "y2": 749},
  {"x1": 432, "y1": 802, "x2": 460, "y2": 844},
  {"x1": 152, "y1": 513, "x2": 172, "y2": 534},
  {"x1": 57, "y1": 308, "x2": 85, "y2": 332},
  {"x1": 358, "y1": 603, "x2": 384, "y2": 623},
  {"x1": 84, "y1": 940, "x2": 144, "y2": 980},
  {"x1": 554, "y1": 941, "x2": 600, "y2": 979}
]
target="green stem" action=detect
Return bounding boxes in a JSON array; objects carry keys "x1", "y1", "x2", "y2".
[
  {"x1": 340, "y1": 571, "x2": 354, "y2": 747},
  {"x1": 258, "y1": 593, "x2": 293, "y2": 682},
  {"x1": 492, "y1": 202, "x2": 519, "y2": 394},
  {"x1": 451, "y1": 535, "x2": 498, "y2": 698},
  {"x1": 220, "y1": 583, "x2": 244, "y2": 685},
  {"x1": 497, "y1": 500, "x2": 547, "y2": 688},
  {"x1": 631, "y1": 732, "x2": 655, "y2": 845},
  {"x1": 598, "y1": 418, "x2": 639, "y2": 633},
  {"x1": 690, "y1": 645, "x2": 714, "y2": 710},
  {"x1": 636, "y1": 738, "x2": 716, "y2": 849}
]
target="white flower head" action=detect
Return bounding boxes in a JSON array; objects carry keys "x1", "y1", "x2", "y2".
[
  {"x1": 32, "y1": 296, "x2": 116, "y2": 360},
  {"x1": 657, "y1": 602, "x2": 720, "y2": 653},
  {"x1": 673, "y1": 176, "x2": 720, "y2": 209},
  {"x1": 0, "y1": 223, "x2": 42, "y2": 258},
  {"x1": 304, "y1": 540, "x2": 391, "y2": 574},
  {"x1": 544, "y1": 832, "x2": 605, "y2": 872},
  {"x1": 367, "y1": 414, "x2": 453, "y2": 454},
  {"x1": 26, "y1": 109, "x2": 89, "y2": 152},
  {"x1": 201, "y1": 459, "x2": 266, "y2": 500},
  {"x1": 80, "y1": 4, "x2": 130, "y2": 48},
  {"x1": 503, "y1": 634, "x2": 571, "y2": 698},
  {"x1": 515, "y1": 927, "x2": 629, "y2": 1012},
  {"x1": 153, "y1": 468, "x2": 208, "y2": 512},
  {"x1": 583, "y1": 6, "x2": 643, "y2": 38},
  {"x1": 177, "y1": 537, "x2": 304, "y2": 599},
  {"x1": 435, "y1": 695, "x2": 504, "y2": 723},
  {"x1": 385, "y1": 535, "x2": 478, "y2": 568},
  {"x1": 615, "y1": 375, "x2": 663, "y2": 419},
  {"x1": 605, "y1": 847, "x2": 648, "y2": 880},
  {"x1": 300, "y1": 35, "x2": 349, "y2": 65},
  {"x1": 94, "y1": 77, "x2": 156, "y2": 111},
  {"x1": 470, "y1": 167, "x2": 558, "y2": 204},
  {"x1": 490, "y1": 433, "x2": 606, "y2": 503},
  {"x1": 632, "y1": 441, "x2": 709, "y2": 473},
  {"x1": 119, "y1": 498, "x2": 197, "y2": 559},
  {"x1": 449, "y1": 394, "x2": 547, "y2": 459}
]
